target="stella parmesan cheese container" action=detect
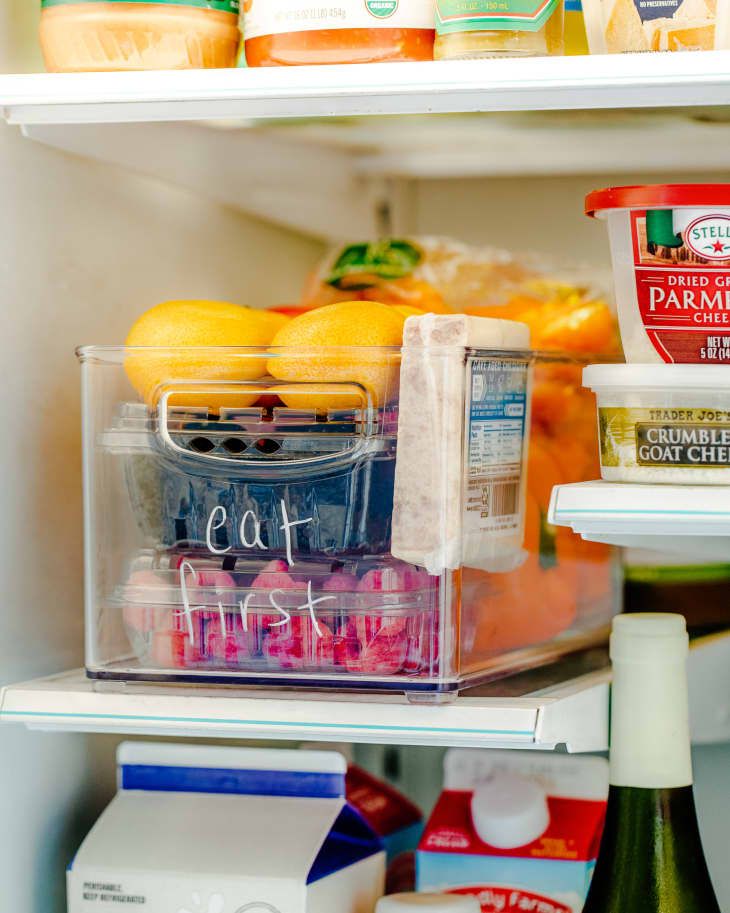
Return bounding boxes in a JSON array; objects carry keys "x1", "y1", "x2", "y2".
[
  {"x1": 587, "y1": 184, "x2": 730, "y2": 365},
  {"x1": 582, "y1": 0, "x2": 724, "y2": 52},
  {"x1": 586, "y1": 364, "x2": 730, "y2": 484},
  {"x1": 40, "y1": 0, "x2": 240, "y2": 72}
]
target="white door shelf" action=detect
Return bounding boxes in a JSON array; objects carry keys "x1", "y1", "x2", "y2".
[
  {"x1": 0, "y1": 662, "x2": 610, "y2": 752},
  {"x1": 3, "y1": 53, "x2": 730, "y2": 125},
  {"x1": 550, "y1": 481, "x2": 730, "y2": 557}
]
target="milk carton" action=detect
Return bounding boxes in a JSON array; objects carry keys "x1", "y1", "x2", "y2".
[
  {"x1": 67, "y1": 743, "x2": 385, "y2": 913},
  {"x1": 417, "y1": 750, "x2": 608, "y2": 913}
]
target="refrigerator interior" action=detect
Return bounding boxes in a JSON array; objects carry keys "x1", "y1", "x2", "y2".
[{"x1": 1, "y1": 6, "x2": 729, "y2": 910}]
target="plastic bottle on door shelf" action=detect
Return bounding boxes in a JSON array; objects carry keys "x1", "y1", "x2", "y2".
[{"x1": 243, "y1": 0, "x2": 435, "y2": 66}]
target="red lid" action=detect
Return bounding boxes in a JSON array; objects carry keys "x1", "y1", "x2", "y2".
[{"x1": 586, "y1": 184, "x2": 730, "y2": 217}]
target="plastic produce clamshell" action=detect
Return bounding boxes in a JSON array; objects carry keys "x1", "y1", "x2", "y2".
[{"x1": 78, "y1": 339, "x2": 619, "y2": 700}]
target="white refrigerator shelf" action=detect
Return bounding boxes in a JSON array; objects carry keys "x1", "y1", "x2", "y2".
[
  {"x1": 2, "y1": 52, "x2": 730, "y2": 125},
  {"x1": 3, "y1": 631, "x2": 729, "y2": 749},
  {"x1": 550, "y1": 480, "x2": 730, "y2": 558},
  {"x1": 0, "y1": 662, "x2": 610, "y2": 752}
]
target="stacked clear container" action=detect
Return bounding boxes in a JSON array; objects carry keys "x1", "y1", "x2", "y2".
[{"x1": 79, "y1": 344, "x2": 619, "y2": 701}]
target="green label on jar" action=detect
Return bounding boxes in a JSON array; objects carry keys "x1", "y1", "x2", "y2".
[
  {"x1": 436, "y1": 0, "x2": 560, "y2": 33},
  {"x1": 41, "y1": 0, "x2": 240, "y2": 14},
  {"x1": 366, "y1": 0, "x2": 398, "y2": 18}
]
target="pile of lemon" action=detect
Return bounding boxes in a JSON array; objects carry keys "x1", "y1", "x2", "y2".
[{"x1": 125, "y1": 298, "x2": 428, "y2": 412}]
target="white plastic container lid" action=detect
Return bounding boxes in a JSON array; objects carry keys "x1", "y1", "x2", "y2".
[
  {"x1": 376, "y1": 895, "x2": 481, "y2": 913},
  {"x1": 584, "y1": 363, "x2": 730, "y2": 392},
  {"x1": 470, "y1": 769, "x2": 550, "y2": 849}
]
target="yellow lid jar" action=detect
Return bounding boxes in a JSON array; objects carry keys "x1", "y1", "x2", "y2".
[
  {"x1": 434, "y1": 0, "x2": 564, "y2": 58},
  {"x1": 40, "y1": 0, "x2": 240, "y2": 72}
]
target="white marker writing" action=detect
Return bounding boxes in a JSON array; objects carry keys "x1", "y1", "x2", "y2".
[
  {"x1": 302, "y1": 580, "x2": 335, "y2": 638},
  {"x1": 268, "y1": 589, "x2": 291, "y2": 628},
  {"x1": 205, "y1": 505, "x2": 231, "y2": 555},
  {"x1": 279, "y1": 499, "x2": 313, "y2": 567},
  {"x1": 239, "y1": 509, "x2": 267, "y2": 551}
]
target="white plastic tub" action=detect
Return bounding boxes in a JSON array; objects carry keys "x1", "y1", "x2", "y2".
[
  {"x1": 585, "y1": 363, "x2": 730, "y2": 484},
  {"x1": 587, "y1": 184, "x2": 730, "y2": 364}
]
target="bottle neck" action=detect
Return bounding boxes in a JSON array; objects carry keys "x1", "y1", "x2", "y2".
[{"x1": 610, "y1": 653, "x2": 692, "y2": 788}]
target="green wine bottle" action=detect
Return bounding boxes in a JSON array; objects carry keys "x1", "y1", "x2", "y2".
[{"x1": 583, "y1": 614, "x2": 720, "y2": 913}]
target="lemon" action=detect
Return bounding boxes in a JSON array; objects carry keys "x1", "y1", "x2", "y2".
[
  {"x1": 390, "y1": 304, "x2": 427, "y2": 320},
  {"x1": 267, "y1": 300, "x2": 405, "y2": 411},
  {"x1": 125, "y1": 300, "x2": 282, "y2": 410}
]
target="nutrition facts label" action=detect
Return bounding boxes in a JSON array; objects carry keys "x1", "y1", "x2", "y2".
[{"x1": 465, "y1": 358, "x2": 528, "y2": 536}]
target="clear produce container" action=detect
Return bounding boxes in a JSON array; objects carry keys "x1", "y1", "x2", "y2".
[{"x1": 78, "y1": 345, "x2": 619, "y2": 700}]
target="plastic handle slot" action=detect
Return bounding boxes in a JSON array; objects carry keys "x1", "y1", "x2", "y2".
[{"x1": 155, "y1": 381, "x2": 383, "y2": 473}]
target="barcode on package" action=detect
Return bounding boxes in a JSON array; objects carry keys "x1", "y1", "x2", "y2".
[
  {"x1": 485, "y1": 479, "x2": 520, "y2": 517},
  {"x1": 465, "y1": 358, "x2": 528, "y2": 536}
]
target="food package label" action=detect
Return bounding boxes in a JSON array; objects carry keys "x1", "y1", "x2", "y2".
[
  {"x1": 436, "y1": 0, "x2": 561, "y2": 34},
  {"x1": 463, "y1": 358, "x2": 528, "y2": 545},
  {"x1": 587, "y1": 0, "x2": 718, "y2": 52},
  {"x1": 244, "y1": 0, "x2": 434, "y2": 39},
  {"x1": 629, "y1": 207, "x2": 730, "y2": 363},
  {"x1": 600, "y1": 406, "x2": 730, "y2": 470}
]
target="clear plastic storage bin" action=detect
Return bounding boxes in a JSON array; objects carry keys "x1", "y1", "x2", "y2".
[{"x1": 78, "y1": 344, "x2": 619, "y2": 699}]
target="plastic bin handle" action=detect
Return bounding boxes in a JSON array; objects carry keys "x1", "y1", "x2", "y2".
[{"x1": 155, "y1": 381, "x2": 383, "y2": 472}]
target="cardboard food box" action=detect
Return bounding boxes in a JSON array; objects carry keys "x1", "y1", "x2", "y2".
[
  {"x1": 417, "y1": 750, "x2": 608, "y2": 913},
  {"x1": 67, "y1": 743, "x2": 385, "y2": 913}
]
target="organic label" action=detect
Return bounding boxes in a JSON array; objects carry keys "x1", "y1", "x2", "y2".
[
  {"x1": 244, "y1": 0, "x2": 433, "y2": 39},
  {"x1": 42, "y1": 0, "x2": 239, "y2": 11},
  {"x1": 630, "y1": 209, "x2": 730, "y2": 363},
  {"x1": 600, "y1": 407, "x2": 730, "y2": 470},
  {"x1": 366, "y1": 0, "x2": 398, "y2": 16},
  {"x1": 435, "y1": 0, "x2": 560, "y2": 34}
]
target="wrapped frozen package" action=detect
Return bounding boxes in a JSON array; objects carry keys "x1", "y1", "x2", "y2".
[
  {"x1": 392, "y1": 314, "x2": 531, "y2": 576},
  {"x1": 582, "y1": 0, "x2": 722, "y2": 53}
]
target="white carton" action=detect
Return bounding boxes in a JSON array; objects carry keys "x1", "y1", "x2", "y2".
[
  {"x1": 67, "y1": 743, "x2": 385, "y2": 913},
  {"x1": 417, "y1": 750, "x2": 608, "y2": 913}
]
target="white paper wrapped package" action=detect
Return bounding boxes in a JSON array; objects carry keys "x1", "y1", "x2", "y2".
[
  {"x1": 582, "y1": 0, "x2": 724, "y2": 52},
  {"x1": 392, "y1": 314, "x2": 531, "y2": 576}
]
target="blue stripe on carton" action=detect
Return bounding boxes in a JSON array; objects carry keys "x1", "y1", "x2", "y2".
[
  {"x1": 308, "y1": 805, "x2": 384, "y2": 884},
  {"x1": 120, "y1": 764, "x2": 344, "y2": 799}
]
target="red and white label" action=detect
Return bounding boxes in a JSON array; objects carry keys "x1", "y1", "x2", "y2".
[
  {"x1": 631, "y1": 210, "x2": 730, "y2": 363},
  {"x1": 449, "y1": 886, "x2": 571, "y2": 913}
]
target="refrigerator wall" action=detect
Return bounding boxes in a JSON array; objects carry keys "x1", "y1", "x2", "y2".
[{"x1": 0, "y1": 110, "x2": 322, "y2": 911}]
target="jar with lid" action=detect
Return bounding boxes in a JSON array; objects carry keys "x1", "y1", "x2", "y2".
[
  {"x1": 40, "y1": 0, "x2": 240, "y2": 72},
  {"x1": 243, "y1": 0, "x2": 435, "y2": 66},
  {"x1": 434, "y1": 0, "x2": 564, "y2": 59}
]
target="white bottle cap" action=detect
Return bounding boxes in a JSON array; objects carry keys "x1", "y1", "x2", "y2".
[
  {"x1": 470, "y1": 770, "x2": 550, "y2": 849},
  {"x1": 376, "y1": 895, "x2": 481, "y2": 913},
  {"x1": 610, "y1": 613, "x2": 688, "y2": 665}
]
